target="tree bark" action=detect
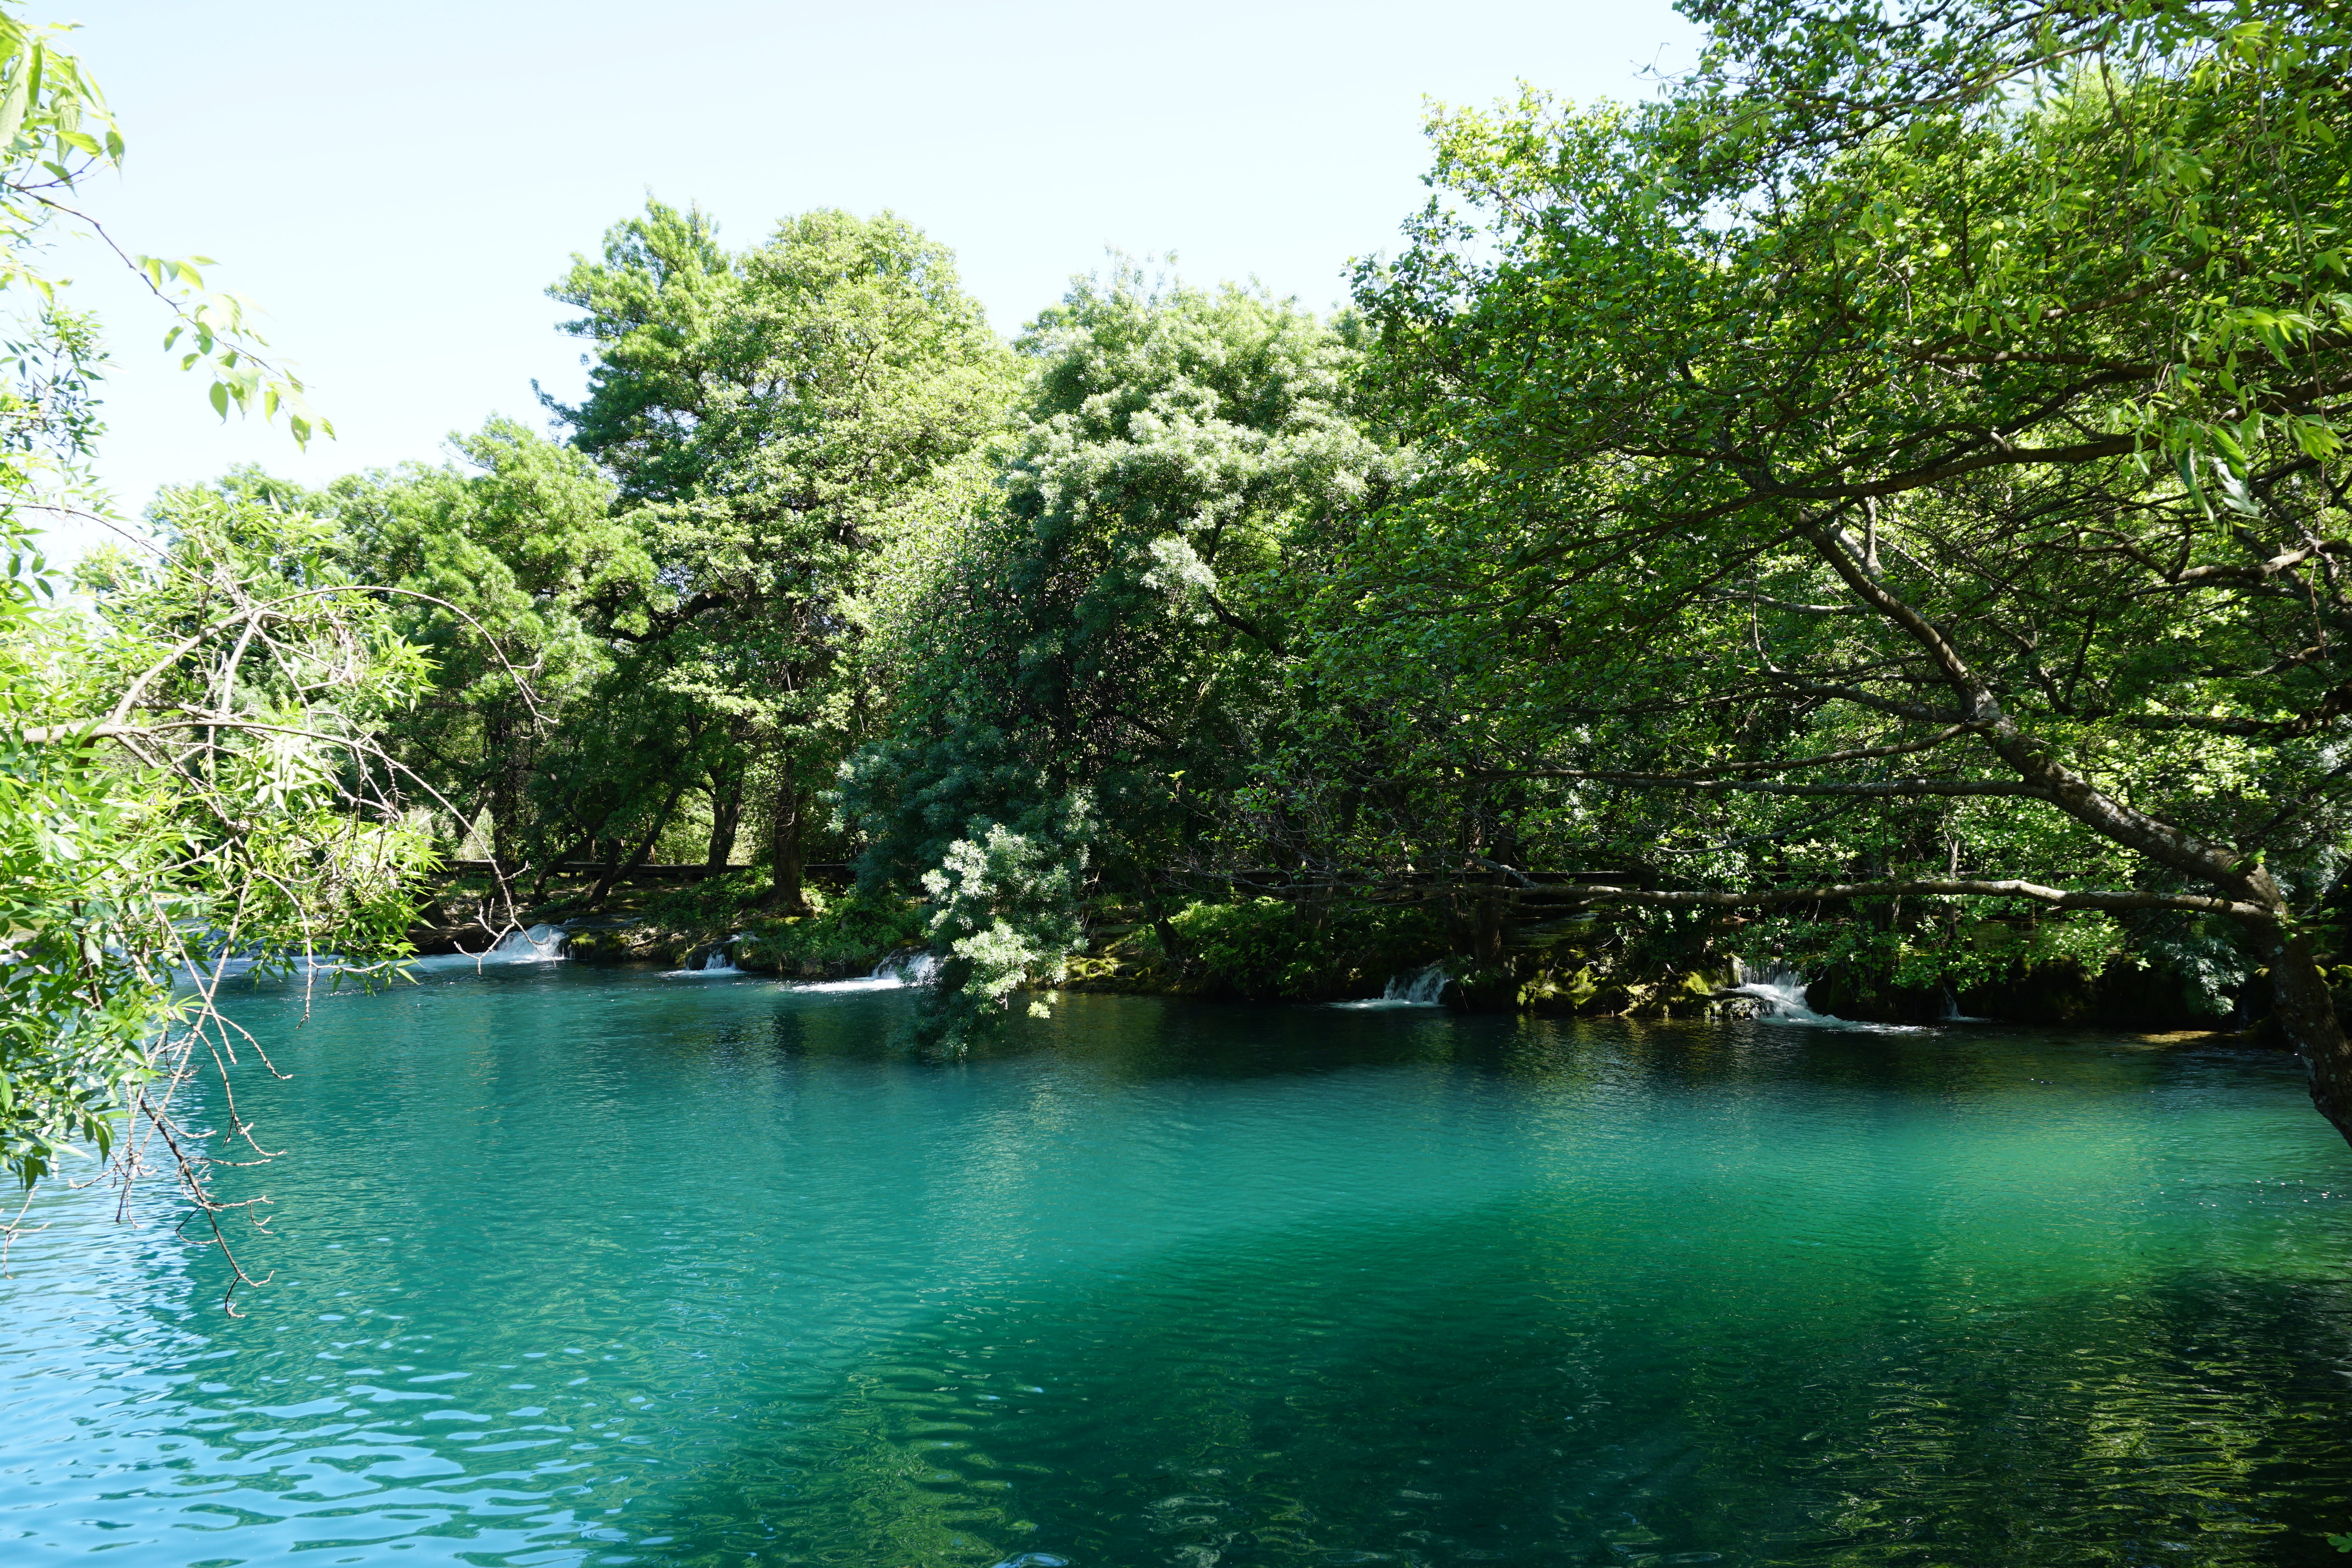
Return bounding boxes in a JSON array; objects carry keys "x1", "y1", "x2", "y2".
[
  {"x1": 2250, "y1": 921, "x2": 2352, "y2": 1142},
  {"x1": 577, "y1": 835, "x2": 622, "y2": 907},
  {"x1": 486, "y1": 707, "x2": 530, "y2": 867},
  {"x1": 1473, "y1": 892, "x2": 1508, "y2": 964},
  {"x1": 593, "y1": 780, "x2": 689, "y2": 908},
  {"x1": 706, "y1": 766, "x2": 744, "y2": 872},
  {"x1": 528, "y1": 822, "x2": 602, "y2": 900},
  {"x1": 770, "y1": 758, "x2": 810, "y2": 914}
]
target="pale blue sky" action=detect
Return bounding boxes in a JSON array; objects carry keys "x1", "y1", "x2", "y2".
[{"x1": 44, "y1": 0, "x2": 1695, "y2": 550}]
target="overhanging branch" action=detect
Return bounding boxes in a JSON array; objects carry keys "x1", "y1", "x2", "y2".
[
  {"x1": 1571, "y1": 878, "x2": 2264, "y2": 919},
  {"x1": 1484, "y1": 770, "x2": 2042, "y2": 799}
]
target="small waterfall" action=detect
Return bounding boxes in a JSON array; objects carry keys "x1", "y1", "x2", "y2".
[
  {"x1": 1334, "y1": 962, "x2": 1451, "y2": 1008},
  {"x1": 871, "y1": 950, "x2": 941, "y2": 987},
  {"x1": 1726, "y1": 965, "x2": 1842, "y2": 1025},
  {"x1": 777, "y1": 948, "x2": 941, "y2": 994},
  {"x1": 667, "y1": 933, "x2": 749, "y2": 977},
  {"x1": 1726, "y1": 964, "x2": 1923, "y2": 1031},
  {"x1": 1937, "y1": 987, "x2": 1989, "y2": 1023},
  {"x1": 1384, "y1": 963, "x2": 1451, "y2": 1005},
  {"x1": 482, "y1": 923, "x2": 567, "y2": 963},
  {"x1": 686, "y1": 940, "x2": 742, "y2": 975}
]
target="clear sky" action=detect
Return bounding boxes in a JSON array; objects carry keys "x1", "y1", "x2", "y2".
[{"x1": 41, "y1": 0, "x2": 1695, "y2": 552}]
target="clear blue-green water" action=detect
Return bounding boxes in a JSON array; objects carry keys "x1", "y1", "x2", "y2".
[{"x1": 6, "y1": 967, "x2": 2352, "y2": 1567}]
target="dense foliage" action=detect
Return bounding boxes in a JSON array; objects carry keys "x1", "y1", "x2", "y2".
[
  {"x1": 0, "y1": 12, "x2": 457, "y2": 1310},
  {"x1": 836, "y1": 272, "x2": 1404, "y2": 1038},
  {"x1": 540, "y1": 203, "x2": 1015, "y2": 908},
  {"x1": 12, "y1": 0, "x2": 2352, "y2": 1208},
  {"x1": 1338, "y1": 0, "x2": 2352, "y2": 1126}
]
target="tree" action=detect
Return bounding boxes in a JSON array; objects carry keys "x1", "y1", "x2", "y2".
[
  {"x1": 0, "y1": 6, "x2": 459, "y2": 1299},
  {"x1": 546, "y1": 202, "x2": 1017, "y2": 910},
  {"x1": 1346, "y1": 0, "x2": 2352, "y2": 1133},
  {"x1": 323, "y1": 420, "x2": 644, "y2": 872},
  {"x1": 5, "y1": 489, "x2": 439, "y2": 1296},
  {"x1": 842, "y1": 271, "x2": 1402, "y2": 1040}
]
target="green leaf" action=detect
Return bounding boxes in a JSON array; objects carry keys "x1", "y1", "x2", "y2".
[
  {"x1": 2173, "y1": 449, "x2": 2212, "y2": 519},
  {"x1": 0, "y1": 59, "x2": 31, "y2": 149}
]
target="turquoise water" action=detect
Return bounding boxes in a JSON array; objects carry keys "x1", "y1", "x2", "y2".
[{"x1": 5, "y1": 967, "x2": 2352, "y2": 1567}]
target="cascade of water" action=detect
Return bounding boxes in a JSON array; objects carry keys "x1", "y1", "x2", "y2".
[
  {"x1": 782, "y1": 948, "x2": 941, "y2": 994},
  {"x1": 1383, "y1": 963, "x2": 1451, "y2": 1005},
  {"x1": 1331, "y1": 961, "x2": 1453, "y2": 1009},
  {"x1": 1725, "y1": 961, "x2": 1943, "y2": 1031},
  {"x1": 1726, "y1": 965, "x2": 1843, "y2": 1025},
  {"x1": 406, "y1": 922, "x2": 570, "y2": 974},
  {"x1": 482, "y1": 924, "x2": 567, "y2": 963},
  {"x1": 709, "y1": 932, "x2": 751, "y2": 972},
  {"x1": 664, "y1": 933, "x2": 752, "y2": 977},
  {"x1": 1937, "y1": 987, "x2": 1990, "y2": 1024},
  {"x1": 870, "y1": 950, "x2": 941, "y2": 986}
]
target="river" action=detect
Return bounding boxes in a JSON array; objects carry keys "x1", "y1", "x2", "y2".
[{"x1": 3, "y1": 964, "x2": 2350, "y2": 1565}]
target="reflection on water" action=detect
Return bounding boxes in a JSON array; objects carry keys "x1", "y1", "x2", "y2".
[{"x1": 3, "y1": 971, "x2": 2350, "y2": 1567}]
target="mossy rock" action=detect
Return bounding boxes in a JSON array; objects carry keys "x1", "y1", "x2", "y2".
[
  {"x1": 564, "y1": 930, "x2": 630, "y2": 965},
  {"x1": 731, "y1": 940, "x2": 784, "y2": 974},
  {"x1": 1517, "y1": 965, "x2": 1603, "y2": 1014}
]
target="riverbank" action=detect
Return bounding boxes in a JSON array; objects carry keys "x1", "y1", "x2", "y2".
[{"x1": 404, "y1": 867, "x2": 2302, "y2": 1039}]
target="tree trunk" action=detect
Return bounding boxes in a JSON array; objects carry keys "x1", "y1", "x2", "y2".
[
  {"x1": 706, "y1": 767, "x2": 744, "y2": 872},
  {"x1": 486, "y1": 710, "x2": 520, "y2": 865},
  {"x1": 589, "y1": 835, "x2": 622, "y2": 902},
  {"x1": 1472, "y1": 892, "x2": 1508, "y2": 965},
  {"x1": 528, "y1": 824, "x2": 600, "y2": 900},
  {"x1": 770, "y1": 760, "x2": 809, "y2": 913},
  {"x1": 2253, "y1": 921, "x2": 2352, "y2": 1145},
  {"x1": 593, "y1": 781, "x2": 689, "y2": 908},
  {"x1": 1142, "y1": 885, "x2": 1184, "y2": 974}
]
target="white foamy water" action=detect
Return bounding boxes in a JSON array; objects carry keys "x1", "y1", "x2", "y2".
[
  {"x1": 1728, "y1": 964, "x2": 1925, "y2": 1032},
  {"x1": 409, "y1": 923, "x2": 570, "y2": 972},
  {"x1": 668, "y1": 935, "x2": 750, "y2": 977},
  {"x1": 788, "y1": 950, "x2": 941, "y2": 994},
  {"x1": 1333, "y1": 963, "x2": 1451, "y2": 1010},
  {"x1": 189, "y1": 925, "x2": 569, "y2": 984}
]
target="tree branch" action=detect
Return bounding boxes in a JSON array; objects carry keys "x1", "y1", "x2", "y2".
[{"x1": 1570, "y1": 878, "x2": 2266, "y2": 918}]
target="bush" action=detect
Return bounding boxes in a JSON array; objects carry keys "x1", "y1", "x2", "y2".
[
  {"x1": 1167, "y1": 897, "x2": 1445, "y2": 1002},
  {"x1": 735, "y1": 889, "x2": 927, "y2": 977}
]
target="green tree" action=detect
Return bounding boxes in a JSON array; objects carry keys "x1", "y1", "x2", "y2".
[
  {"x1": 843, "y1": 271, "x2": 1402, "y2": 1039},
  {"x1": 322, "y1": 420, "x2": 645, "y2": 874},
  {"x1": 0, "y1": 6, "x2": 452, "y2": 1299},
  {"x1": 547, "y1": 202, "x2": 1016, "y2": 909},
  {"x1": 7, "y1": 489, "x2": 439, "y2": 1289},
  {"x1": 1346, "y1": 0, "x2": 2352, "y2": 1131}
]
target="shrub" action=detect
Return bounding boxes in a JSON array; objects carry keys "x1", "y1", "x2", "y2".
[
  {"x1": 736, "y1": 889, "x2": 927, "y2": 976},
  {"x1": 1167, "y1": 897, "x2": 1446, "y2": 1001}
]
